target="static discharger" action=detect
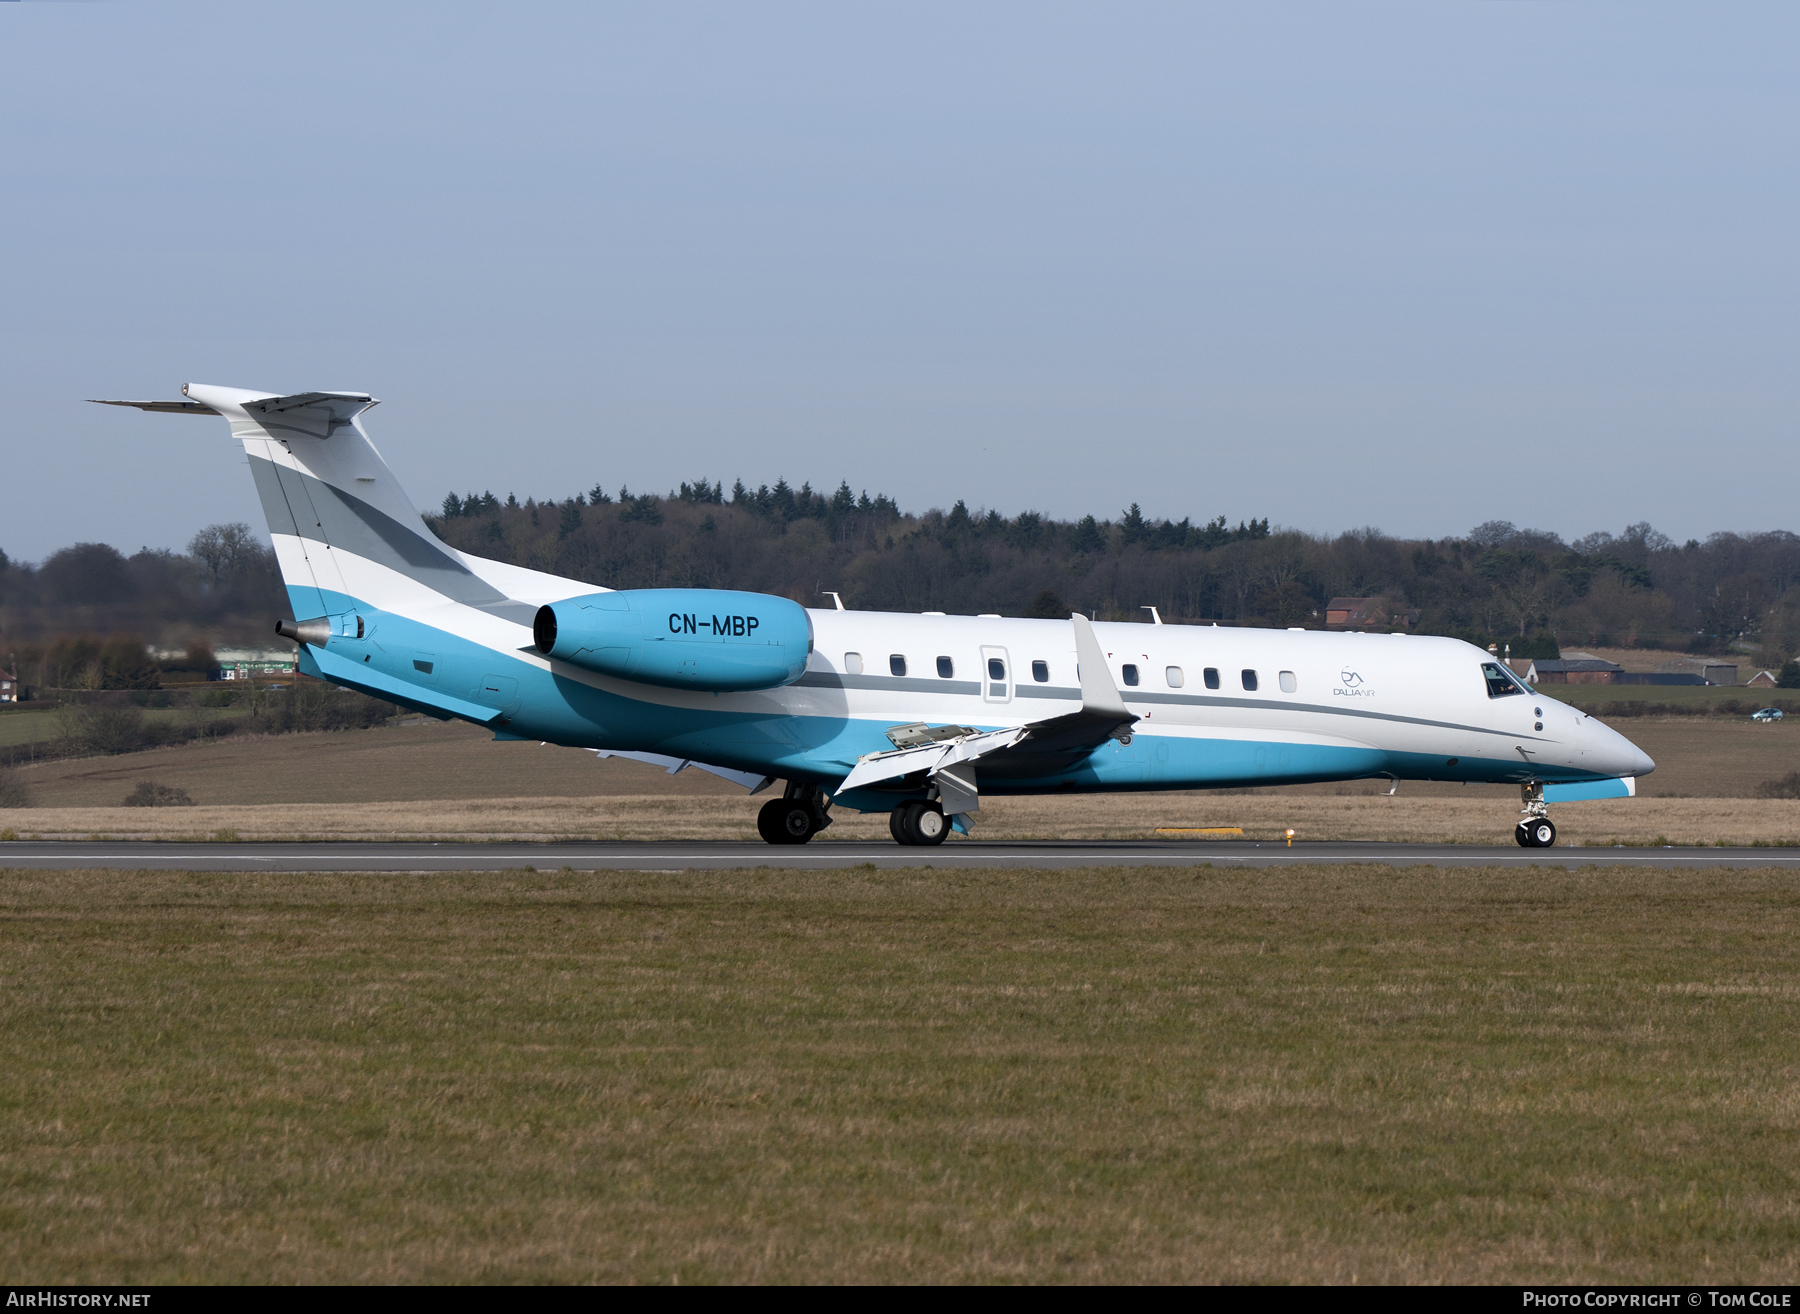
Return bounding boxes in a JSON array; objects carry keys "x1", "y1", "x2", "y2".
[{"x1": 1154, "y1": 827, "x2": 1244, "y2": 838}]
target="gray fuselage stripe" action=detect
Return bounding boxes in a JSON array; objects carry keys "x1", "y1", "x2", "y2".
[{"x1": 797, "y1": 671, "x2": 1528, "y2": 739}]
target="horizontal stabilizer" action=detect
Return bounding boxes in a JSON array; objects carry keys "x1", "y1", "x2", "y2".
[
  {"x1": 89, "y1": 398, "x2": 221, "y2": 416},
  {"x1": 246, "y1": 391, "x2": 376, "y2": 415}
]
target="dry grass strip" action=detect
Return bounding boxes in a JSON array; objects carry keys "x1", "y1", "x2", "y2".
[
  {"x1": 6, "y1": 793, "x2": 1800, "y2": 847},
  {"x1": 1, "y1": 863, "x2": 1797, "y2": 1283}
]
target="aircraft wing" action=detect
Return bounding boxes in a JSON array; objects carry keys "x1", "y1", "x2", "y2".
[
  {"x1": 593, "y1": 749, "x2": 776, "y2": 793},
  {"x1": 836, "y1": 614, "x2": 1138, "y2": 802}
]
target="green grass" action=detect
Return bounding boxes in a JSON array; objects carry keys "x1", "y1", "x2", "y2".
[
  {"x1": 0, "y1": 705, "x2": 252, "y2": 750},
  {"x1": 1, "y1": 864, "x2": 1797, "y2": 1283},
  {"x1": 0, "y1": 708, "x2": 59, "y2": 748}
]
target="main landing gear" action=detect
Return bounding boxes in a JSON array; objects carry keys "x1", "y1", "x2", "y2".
[
  {"x1": 889, "y1": 799, "x2": 950, "y2": 847},
  {"x1": 757, "y1": 783, "x2": 833, "y2": 845},
  {"x1": 1514, "y1": 782, "x2": 1557, "y2": 848}
]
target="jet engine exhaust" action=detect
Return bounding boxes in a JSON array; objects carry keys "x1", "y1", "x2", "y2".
[{"x1": 275, "y1": 617, "x2": 331, "y2": 647}]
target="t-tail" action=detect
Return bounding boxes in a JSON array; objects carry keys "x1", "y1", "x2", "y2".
[{"x1": 90, "y1": 384, "x2": 587, "y2": 720}]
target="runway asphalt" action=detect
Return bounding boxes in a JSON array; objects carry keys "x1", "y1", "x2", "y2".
[{"x1": 3, "y1": 839, "x2": 1798, "y2": 871}]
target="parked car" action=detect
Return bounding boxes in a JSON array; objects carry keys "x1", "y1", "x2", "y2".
[{"x1": 1751, "y1": 707, "x2": 1784, "y2": 722}]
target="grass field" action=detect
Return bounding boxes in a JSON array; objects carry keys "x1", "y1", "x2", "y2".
[
  {"x1": 0, "y1": 705, "x2": 251, "y2": 751},
  {"x1": 5, "y1": 711, "x2": 1797, "y2": 804},
  {"x1": 3, "y1": 863, "x2": 1797, "y2": 1283}
]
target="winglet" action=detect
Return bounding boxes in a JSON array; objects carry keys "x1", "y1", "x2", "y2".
[{"x1": 1072, "y1": 613, "x2": 1131, "y2": 719}]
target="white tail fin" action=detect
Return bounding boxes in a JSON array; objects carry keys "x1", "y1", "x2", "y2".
[
  {"x1": 178, "y1": 383, "x2": 546, "y2": 624},
  {"x1": 97, "y1": 384, "x2": 586, "y2": 626}
]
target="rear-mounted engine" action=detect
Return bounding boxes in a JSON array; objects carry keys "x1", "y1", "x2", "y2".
[{"x1": 534, "y1": 588, "x2": 812, "y2": 692}]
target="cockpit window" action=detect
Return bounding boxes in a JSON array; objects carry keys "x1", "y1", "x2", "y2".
[{"x1": 1482, "y1": 662, "x2": 1526, "y2": 698}]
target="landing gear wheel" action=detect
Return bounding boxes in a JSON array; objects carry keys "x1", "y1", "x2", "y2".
[
  {"x1": 889, "y1": 806, "x2": 909, "y2": 844},
  {"x1": 758, "y1": 798, "x2": 818, "y2": 845},
  {"x1": 1515, "y1": 818, "x2": 1556, "y2": 848},
  {"x1": 901, "y1": 801, "x2": 950, "y2": 846}
]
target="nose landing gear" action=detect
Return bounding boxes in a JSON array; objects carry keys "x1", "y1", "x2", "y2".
[
  {"x1": 1515, "y1": 782, "x2": 1557, "y2": 847},
  {"x1": 1515, "y1": 817, "x2": 1557, "y2": 847}
]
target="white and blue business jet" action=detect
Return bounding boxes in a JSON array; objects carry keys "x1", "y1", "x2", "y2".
[{"x1": 96, "y1": 385, "x2": 1655, "y2": 849}]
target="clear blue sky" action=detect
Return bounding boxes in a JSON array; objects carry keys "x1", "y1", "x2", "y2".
[{"x1": 2, "y1": 1, "x2": 1794, "y2": 561}]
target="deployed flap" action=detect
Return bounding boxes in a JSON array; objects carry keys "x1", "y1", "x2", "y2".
[{"x1": 837, "y1": 725, "x2": 1029, "y2": 793}]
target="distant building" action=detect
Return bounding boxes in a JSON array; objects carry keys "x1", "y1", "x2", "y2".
[
  {"x1": 1748, "y1": 670, "x2": 1779, "y2": 689},
  {"x1": 1324, "y1": 597, "x2": 1420, "y2": 629},
  {"x1": 1525, "y1": 658, "x2": 1625, "y2": 685},
  {"x1": 1661, "y1": 658, "x2": 1739, "y2": 687},
  {"x1": 0, "y1": 672, "x2": 17, "y2": 703},
  {"x1": 1614, "y1": 672, "x2": 1707, "y2": 686},
  {"x1": 214, "y1": 647, "x2": 298, "y2": 680}
]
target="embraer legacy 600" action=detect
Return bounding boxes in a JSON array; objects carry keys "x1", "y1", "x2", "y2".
[{"x1": 96, "y1": 386, "x2": 1654, "y2": 848}]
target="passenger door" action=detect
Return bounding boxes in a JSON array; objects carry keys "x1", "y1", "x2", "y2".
[{"x1": 980, "y1": 646, "x2": 1012, "y2": 704}]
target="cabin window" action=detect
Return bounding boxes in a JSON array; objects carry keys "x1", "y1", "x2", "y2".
[
  {"x1": 987, "y1": 658, "x2": 1005, "y2": 680},
  {"x1": 1279, "y1": 670, "x2": 1297, "y2": 693},
  {"x1": 1482, "y1": 662, "x2": 1525, "y2": 698},
  {"x1": 1241, "y1": 669, "x2": 1258, "y2": 691},
  {"x1": 1121, "y1": 664, "x2": 1140, "y2": 687},
  {"x1": 1203, "y1": 667, "x2": 1220, "y2": 690},
  {"x1": 1032, "y1": 660, "x2": 1049, "y2": 682},
  {"x1": 890, "y1": 655, "x2": 907, "y2": 677},
  {"x1": 1166, "y1": 666, "x2": 1184, "y2": 688},
  {"x1": 844, "y1": 652, "x2": 863, "y2": 675},
  {"x1": 937, "y1": 656, "x2": 955, "y2": 678}
]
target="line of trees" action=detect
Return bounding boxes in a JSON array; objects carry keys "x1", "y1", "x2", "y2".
[
  {"x1": 0, "y1": 523, "x2": 285, "y2": 690},
  {"x1": 427, "y1": 482, "x2": 1800, "y2": 664},
  {"x1": 6, "y1": 489, "x2": 1800, "y2": 683}
]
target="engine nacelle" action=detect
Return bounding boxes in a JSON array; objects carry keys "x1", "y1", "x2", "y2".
[{"x1": 533, "y1": 588, "x2": 812, "y2": 692}]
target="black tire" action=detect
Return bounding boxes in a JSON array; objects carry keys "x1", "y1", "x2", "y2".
[
  {"x1": 889, "y1": 806, "x2": 910, "y2": 844},
  {"x1": 1527, "y1": 818, "x2": 1556, "y2": 848},
  {"x1": 902, "y1": 801, "x2": 950, "y2": 846},
  {"x1": 759, "y1": 798, "x2": 817, "y2": 845},
  {"x1": 1515, "y1": 822, "x2": 1534, "y2": 848}
]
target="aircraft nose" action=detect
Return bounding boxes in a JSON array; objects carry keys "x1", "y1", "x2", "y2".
[{"x1": 1594, "y1": 719, "x2": 1655, "y2": 778}]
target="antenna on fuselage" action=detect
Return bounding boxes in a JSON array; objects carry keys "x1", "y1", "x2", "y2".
[
  {"x1": 1141, "y1": 606, "x2": 1163, "y2": 625},
  {"x1": 821, "y1": 591, "x2": 845, "y2": 611}
]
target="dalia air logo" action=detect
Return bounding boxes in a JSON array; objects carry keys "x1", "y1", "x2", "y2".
[{"x1": 1334, "y1": 669, "x2": 1374, "y2": 698}]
